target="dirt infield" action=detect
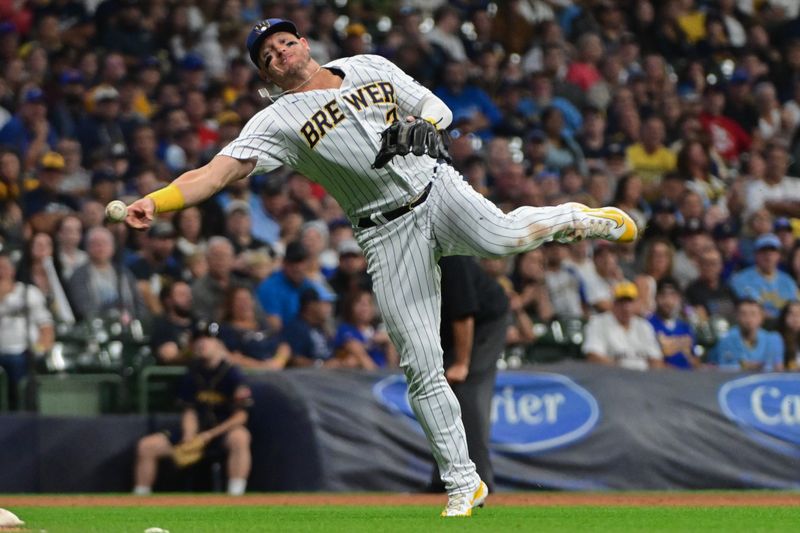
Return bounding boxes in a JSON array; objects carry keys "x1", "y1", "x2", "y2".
[{"x1": 3, "y1": 492, "x2": 799, "y2": 508}]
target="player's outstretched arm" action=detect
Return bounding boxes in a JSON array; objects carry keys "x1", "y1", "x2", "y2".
[{"x1": 126, "y1": 155, "x2": 255, "y2": 230}]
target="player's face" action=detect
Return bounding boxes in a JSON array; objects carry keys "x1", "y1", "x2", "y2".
[{"x1": 259, "y1": 32, "x2": 311, "y2": 84}]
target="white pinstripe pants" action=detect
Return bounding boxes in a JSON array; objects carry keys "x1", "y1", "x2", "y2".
[{"x1": 354, "y1": 166, "x2": 582, "y2": 495}]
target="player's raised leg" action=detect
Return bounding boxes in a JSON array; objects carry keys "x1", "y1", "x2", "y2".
[
  {"x1": 354, "y1": 207, "x2": 482, "y2": 506},
  {"x1": 430, "y1": 166, "x2": 637, "y2": 258}
]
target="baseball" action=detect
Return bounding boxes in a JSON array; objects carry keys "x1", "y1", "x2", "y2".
[{"x1": 105, "y1": 200, "x2": 128, "y2": 222}]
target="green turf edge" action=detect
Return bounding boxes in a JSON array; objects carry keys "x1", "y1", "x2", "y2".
[{"x1": 7, "y1": 505, "x2": 800, "y2": 533}]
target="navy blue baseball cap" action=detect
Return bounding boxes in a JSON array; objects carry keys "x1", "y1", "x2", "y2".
[{"x1": 246, "y1": 18, "x2": 300, "y2": 69}]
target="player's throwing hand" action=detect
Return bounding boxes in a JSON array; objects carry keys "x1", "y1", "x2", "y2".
[{"x1": 125, "y1": 197, "x2": 156, "y2": 230}]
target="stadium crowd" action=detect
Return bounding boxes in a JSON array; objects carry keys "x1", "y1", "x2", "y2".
[{"x1": 1, "y1": 0, "x2": 800, "y2": 408}]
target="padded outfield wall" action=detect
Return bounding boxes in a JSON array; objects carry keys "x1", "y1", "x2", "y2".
[{"x1": 1, "y1": 362, "x2": 798, "y2": 492}]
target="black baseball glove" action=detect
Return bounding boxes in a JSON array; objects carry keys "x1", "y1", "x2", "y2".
[{"x1": 372, "y1": 118, "x2": 452, "y2": 169}]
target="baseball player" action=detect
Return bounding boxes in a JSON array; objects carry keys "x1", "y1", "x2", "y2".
[{"x1": 125, "y1": 18, "x2": 637, "y2": 516}]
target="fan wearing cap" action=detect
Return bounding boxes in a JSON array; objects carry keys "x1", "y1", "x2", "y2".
[
  {"x1": 22, "y1": 151, "x2": 80, "y2": 233},
  {"x1": 128, "y1": 221, "x2": 182, "y2": 315},
  {"x1": 729, "y1": 233, "x2": 799, "y2": 321},
  {"x1": 256, "y1": 240, "x2": 332, "y2": 332},
  {"x1": 647, "y1": 278, "x2": 699, "y2": 369},
  {"x1": 282, "y1": 286, "x2": 337, "y2": 367},
  {"x1": 133, "y1": 320, "x2": 253, "y2": 496},
  {"x1": 77, "y1": 85, "x2": 126, "y2": 164},
  {"x1": 582, "y1": 281, "x2": 664, "y2": 371},
  {"x1": 0, "y1": 87, "x2": 58, "y2": 169},
  {"x1": 224, "y1": 199, "x2": 273, "y2": 259}
]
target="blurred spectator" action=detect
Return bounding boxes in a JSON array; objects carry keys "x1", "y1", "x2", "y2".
[
  {"x1": 625, "y1": 116, "x2": 676, "y2": 197},
  {"x1": 435, "y1": 60, "x2": 501, "y2": 140},
  {"x1": 251, "y1": 174, "x2": 288, "y2": 246},
  {"x1": 334, "y1": 289, "x2": 395, "y2": 370},
  {"x1": 56, "y1": 138, "x2": 90, "y2": 196},
  {"x1": 582, "y1": 242, "x2": 624, "y2": 313},
  {"x1": 76, "y1": 85, "x2": 126, "y2": 165},
  {"x1": 15, "y1": 231, "x2": 74, "y2": 325},
  {"x1": 699, "y1": 83, "x2": 751, "y2": 164},
  {"x1": 191, "y1": 236, "x2": 248, "y2": 322},
  {"x1": 129, "y1": 221, "x2": 182, "y2": 316},
  {"x1": 173, "y1": 206, "x2": 207, "y2": 262},
  {"x1": 539, "y1": 244, "x2": 578, "y2": 320},
  {"x1": 710, "y1": 299, "x2": 784, "y2": 372},
  {"x1": 566, "y1": 32, "x2": 604, "y2": 93},
  {"x1": 426, "y1": 5, "x2": 467, "y2": 62},
  {"x1": 22, "y1": 151, "x2": 79, "y2": 233},
  {"x1": 773, "y1": 218, "x2": 796, "y2": 264},
  {"x1": 256, "y1": 241, "x2": 329, "y2": 332},
  {"x1": 634, "y1": 238, "x2": 675, "y2": 317},
  {"x1": 611, "y1": 173, "x2": 647, "y2": 231},
  {"x1": 672, "y1": 218, "x2": 712, "y2": 289},
  {"x1": 686, "y1": 246, "x2": 737, "y2": 322},
  {"x1": 648, "y1": 278, "x2": 699, "y2": 369},
  {"x1": 729, "y1": 233, "x2": 799, "y2": 321},
  {"x1": 0, "y1": 87, "x2": 56, "y2": 170},
  {"x1": 283, "y1": 286, "x2": 337, "y2": 368},
  {"x1": 778, "y1": 301, "x2": 800, "y2": 371},
  {"x1": 541, "y1": 106, "x2": 588, "y2": 176},
  {"x1": 712, "y1": 220, "x2": 745, "y2": 281},
  {"x1": 54, "y1": 214, "x2": 87, "y2": 280},
  {"x1": 218, "y1": 286, "x2": 290, "y2": 371},
  {"x1": 328, "y1": 239, "x2": 371, "y2": 310},
  {"x1": 642, "y1": 197, "x2": 680, "y2": 246},
  {"x1": 150, "y1": 280, "x2": 194, "y2": 365},
  {"x1": 67, "y1": 226, "x2": 145, "y2": 323},
  {"x1": 300, "y1": 220, "x2": 335, "y2": 283},
  {"x1": 677, "y1": 140, "x2": 726, "y2": 219},
  {"x1": 744, "y1": 142, "x2": 800, "y2": 218},
  {"x1": 224, "y1": 200, "x2": 272, "y2": 259},
  {"x1": 0, "y1": 251, "x2": 54, "y2": 409},
  {"x1": 582, "y1": 281, "x2": 664, "y2": 371},
  {"x1": 50, "y1": 70, "x2": 87, "y2": 139},
  {"x1": 134, "y1": 321, "x2": 252, "y2": 496}
]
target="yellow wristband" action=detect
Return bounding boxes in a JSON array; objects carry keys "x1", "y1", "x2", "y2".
[{"x1": 146, "y1": 184, "x2": 185, "y2": 214}]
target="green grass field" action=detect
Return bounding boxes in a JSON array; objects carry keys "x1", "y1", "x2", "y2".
[{"x1": 8, "y1": 505, "x2": 800, "y2": 533}]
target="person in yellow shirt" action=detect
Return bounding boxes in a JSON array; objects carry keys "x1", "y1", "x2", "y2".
[{"x1": 625, "y1": 116, "x2": 677, "y2": 199}]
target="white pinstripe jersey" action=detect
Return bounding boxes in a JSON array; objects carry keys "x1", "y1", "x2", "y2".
[{"x1": 218, "y1": 54, "x2": 438, "y2": 221}]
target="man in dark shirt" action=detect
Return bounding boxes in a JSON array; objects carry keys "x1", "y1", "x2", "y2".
[
  {"x1": 429, "y1": 256, "x2": 509, "y2": 493},
  {"x1": 149, "y1": 281, "x2": 195, "y2": 364},
  {"x1": 134, "y1": 321, "x2": 253, "y2": 495},
  {"x1": 22, "y1": 151, "x2": 80, "y2": 233},
  {"x1": 282, "y1": 287, "x2": 336, "y2": 367},
  {"x1": 686, "y1": 247, "x2": 737, "y2": 321},
  {"x1": 128, "y1": 221, "x2": 182, "y2": 315}
]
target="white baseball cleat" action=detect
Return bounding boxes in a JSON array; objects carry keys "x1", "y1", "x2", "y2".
[
  {"x1": 441, "y1": 480, "x2": 489, "y2": 517},
  {"x1": 562, "y1": 202, "x2": 638, "y2": 243}
]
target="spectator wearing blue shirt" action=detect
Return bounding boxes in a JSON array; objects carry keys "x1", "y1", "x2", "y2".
[
  {"x1": 434, "y1": 61, "x2": 502, "y2": 140},
  {"x1": 282, "y1": 287, "x2": 336, "y2": 367},
  {"x1": 710, "y1": 299, "x2": 785, "y2": 372},
  {"x1": 519, "y1": 72, "x2": 583, "y2": 137},
  {"x1": 647, "y1": 278, "x2": 699, "y2": 369},
  {"x1": 334, "y1": 289, "x2": 397, "y2": 369},
  {"x1": 729, "y1": 233, "x2": 799, "y2": 321},
  {"x1": 248, "y1": 174, "x2": 287, "y2": 247},
  {"x1": 257, "y1": 241, "x2": 332, "y2": 331},
  {"x1": 0, "y1": 87, "x2": 58, "y2": 169}
]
